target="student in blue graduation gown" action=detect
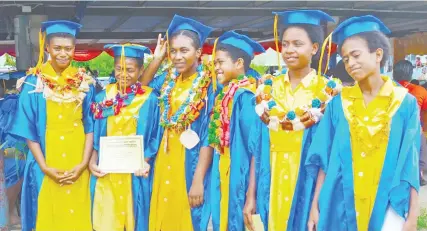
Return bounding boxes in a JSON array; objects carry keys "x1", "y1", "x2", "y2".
[
  {"x1": 249, "y1": 10, "x2": 338, "y2": 231},
  {"x1": 89, "y1": 44, "x2": 161, "y2": 231},
  {"x1": 9, "y1": 20, "x2": 95, "y2": 231},
  {"x1": 140, "y1": 15, "x2": 215, "y2": 231},
  {"x1": 306, "y1": 15, "x2": 420, "y2": 231},
  {"x1": 0, "y1": 90, "x2": 27, "y2": 227},
  {"x1": 207, "y1": 31, "x2": 265, "y2": 231}
]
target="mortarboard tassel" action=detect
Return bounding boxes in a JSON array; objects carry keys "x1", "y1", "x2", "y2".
[
  {"x1": 34, "y1": 29, "x2": 46, "y2": 74},
  {"x1": 274, "y1": 14, "x2": 282, "y2": 74},
  {"x1": 211, "y1": 37, "x2": 219, "y2": 93},
  {"x1": 318, "y1": 33, "x2": 333, "y2": 78}
]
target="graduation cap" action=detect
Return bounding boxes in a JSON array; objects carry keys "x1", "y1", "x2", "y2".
[
  {"x1": 332, "y1": 15, "x2": 391, "y2": 46},
  {"x1": 273, "y1": 10, "x2": 335, "y2": 26},
  {"x1": 32, "y1": 20, "x2": 83, "y2": 74},
  {"x1": 167, "y1": 14, "x2": 214, "y2": 46},
  {"x1": 273, "y1": 10, "x2": 337, "y2": 78},
  {"x1": 104, "y1": 44, "x2": 151, "y2": 91},
  {"x1": 211, "y1": 31, "x2": 265, "y2": 91},
  {"x1": 217, "y1": 30, "x2": 265, "y2": 59},
  {"x1": 272, "y1": 10, "x2": 335, "y2": 73},
  {"x1": 104, "y1": 44, "x2": 151, "y2": 59},
  {"x1": 41, "y1": 20, "x2": 82, "y2": 37}
]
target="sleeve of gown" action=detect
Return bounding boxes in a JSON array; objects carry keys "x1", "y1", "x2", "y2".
[
  {"x1": 200, "y1": 85, "x2": 215, "y2": 148},
  {"x1": 240, "y1": 93, "x2": 260, "y2": 156},
  {"x1": 82, "y1": 84, "x2": 95, "y2": 134},
  {"x1": 93, "y1": 92, "x2": 106, "y2": 151},
  {"x1": 389, "y1": 96, "x2": 421, "y2": 216},
  {"x1": 9, "y1": 76, "x2": 39, "y2": 142},
  {"x1": 305, "y1": 96, "x2": 337, "y2": 178},
  {"x1": 148, "y1": 72, "x2": 167, "y2": 93},
  {"x1": 141, "y1": 92, "x2": 161, "y2": 159}
]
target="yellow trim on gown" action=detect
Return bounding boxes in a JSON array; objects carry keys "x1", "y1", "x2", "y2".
[
  {"x1": 219, "y1": 94, "x2": 234, "y2": 231},
  {"x1": 93, "y1": 84, "x2": 151, "y2": 231},
  {"x1": 36, "y1": 64, "x2": 92, "y2": 231},
  {"x1": 341, "y1": 77, "x2": 406, "y2": 231},
  {"x1": 268, "y1": 70, "x2": 327, "y2": 231},
  {"x1": 149, "y1": 73, "x2": 198, "y2": 231}
]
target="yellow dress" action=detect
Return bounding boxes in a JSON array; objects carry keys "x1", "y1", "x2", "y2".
[
  {"x1": 36, "y1": 64, "x2": 92, "y2": 231},
  {"x1": 93, "y1": 84, "x2": 151, "y2": 231},
  {"x1": 219, "y1": 96, "x2": 234, "y2": 231},
  {"x1": 342, "y1": 77, "x2": 406, "y2": 231},
  {"x1": 268, "y1": 70, "x2": 327, "y2": 231},
  {"x1": 149, "y1": 73, "x2": 198, "y2": 231}
]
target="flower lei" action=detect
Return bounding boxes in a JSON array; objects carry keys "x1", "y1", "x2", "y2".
[
  {"x1": 26, "y1": 67, "x2": 93, "y2": 104},
  {"x1": 255, "y1": 74, "x2": 342, "y2": 131},
  {"x1": 208, "y1": 75, "x2": 254, "y2": 153},
  {"x1": 91, "y1": 82, "x2": 146, "y2": 119},
  {"x1": 159, "y1": 64, "x2": 211, "y2": 130}
]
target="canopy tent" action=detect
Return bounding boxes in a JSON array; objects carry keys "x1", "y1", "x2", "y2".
[{"x1": 394, "y1": 32, "x2": 427, "y2": 64}]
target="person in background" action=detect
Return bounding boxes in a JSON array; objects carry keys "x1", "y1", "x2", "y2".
[
  {"x1": 416, "y1": 56, "x2": 422, "y2": 68},
  {"x1": 394, "y1": 60, "x2": 427, "y2": 186},
  {"x1": 418, "y1": 66, "x2": 427, "y2": 82},
  {"x1": 0, "y1": 80, "x2": 27, "y2": 229},
  {"x1": 394, "y1": 60, "x2": 427, "y2": 132},
  {"x1": 410, "y1": 79, "x2": 420, "y2": 85}
]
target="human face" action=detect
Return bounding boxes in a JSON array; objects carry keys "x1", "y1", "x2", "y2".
[
  {"x1": 46, "y1": 36, "x2": 75, "y2": 71},
  {"x1": 170, "y1": 34, "x2": 201, "y2": 75},
  {"x1": 214, "y1": 50, "x2": 243, "y2": 85},
  {"x1": 114, "y1": 57, "x2": 143, "y2": 89},
  {"x1": 281, "y1": 26, "x2": 318, "y2": 70},
  {"x1": 340, "y1": 36, "x2": 383, "y2": 82}
]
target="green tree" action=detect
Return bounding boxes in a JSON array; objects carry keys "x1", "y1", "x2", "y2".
[
  {"x1": 4, "y1": 54, "x2": 16, "y2": 67},
  {"x1": 72, "y1": 52, "x2": 114, "y2": 76}
]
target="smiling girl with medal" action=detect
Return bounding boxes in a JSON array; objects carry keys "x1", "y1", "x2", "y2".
[{"x1": 141, "y1": 15, "x2": 215, "y2": 231}]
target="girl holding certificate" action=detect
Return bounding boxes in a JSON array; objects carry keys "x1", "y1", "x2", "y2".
[
  {"x1": 89, "y1": 44, "x2": 161, "y2": 231},
  {"x1": 141, "y1": 15, "x2": 215, "y2": 231},
  {"x1": 9, "y1": 20, "x2": 94, "y2": 231},
  {"x1": 306, "y1": 15, "x2": 420, "y2": 231}
]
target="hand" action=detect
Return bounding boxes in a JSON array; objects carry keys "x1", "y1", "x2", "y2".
[
  {"x1": 402, "y1": 217, "x2": 417, "y2": 231},
  {"x1": 188, "y1": 181, "x2": 204, "y2": 208},
  {"x1": 243, "y1": 196, "x2": 256, "y2": 231},
  {"x1": 59, "y1": 164, "x2": 87, "y2": 185},
  {"x1": 42, "y1": 167, "x2": 66, "y2": 184},
  {"x1": 154, "y1": 33, "x2": 167, "y2": 61},
  {"x1": 134, "y1": 162, "x2": 150, "y2": 178},
  {"x1": 89, "y1": 161, "x2": 106, "y2": 178},
  {"x1": 307, "y1": 205, "x2": 320, "y2": 231}
]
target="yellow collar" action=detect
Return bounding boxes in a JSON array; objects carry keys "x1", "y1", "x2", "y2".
[
  {"x1": 39, "y1": 62, "x2": 78, "y2": 84},
  {"x1": 283, "y1": 69, "x2": 316, "y2": 88}
]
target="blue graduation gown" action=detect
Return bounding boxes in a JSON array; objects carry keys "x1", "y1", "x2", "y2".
[
  {"x1": 90, "y1": 87, "x2": 161, "y2": 231},
  {"x1": 210, "y1": 89, "x2": 263, "y2": 231},
  {"x1": 149, "y1": 67, "x2": 214, "y2": 231},
  {"x1": 255, "y1": 115, "x2": 319, "y2": 231},
  {"x1": 8, "y1": 75, "x2": 95, "y2": 231},
  {"x1": 305, "y1": 93, "x2": 421, "y2": 231},
  {"x1": 0, "y1": 94, "x2": 27, "y2": 189}
]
